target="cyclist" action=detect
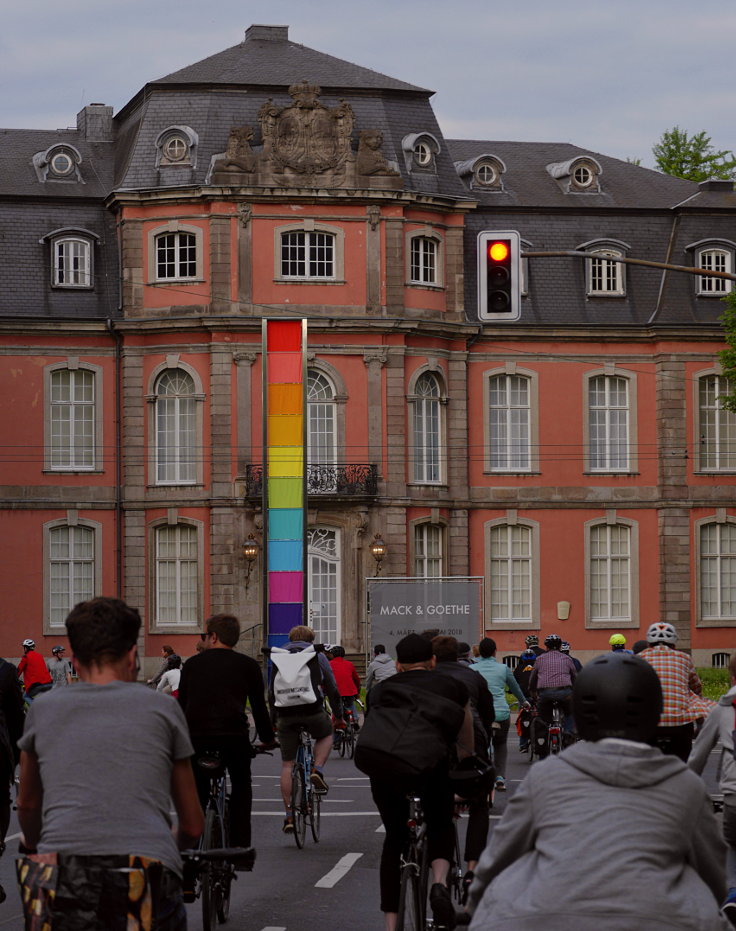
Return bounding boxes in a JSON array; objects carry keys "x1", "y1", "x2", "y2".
[
  {"x1": 513, "y1": 649, "x2": 538, "y2": 752},
  {"x1": 16, "y1": 597, "x2": 203, "y2": 929},
  {"x1": 609, "y1": 633, "x2": 632, "y2": 653},
  {"x1": 178, "y1": 613, "x2": 277, "y2": 849},
  {"x1": 522, "y1": 634, "x2": 544, "y2": 658},
  {"x1": 46, "y1": 645, "x2": 72, "y2": 687},
  {"x1": 18, "y1": 639, "x2": 52, "y2": 699},
  {"x1": 329, "y1": 645, "x2": 361, "y2": 727},
  {"x1": 269, "y1": 625, "x2": 344, "y2": 833},
  {"x1": 357, "y1": 632, "x2": 473, "y2": 931},
  {"x1": 527, "y1": 633, "x2": 576, "y2": 756},
  {"x1": 0, "y1": 650, "x2": 22, "y2": 903},
  {"x1": 365, "y1": 643, "x2": 397, "y2": 693},
  {"x1": 471, "y1": 637, "x2": 529, "y2": 791},
  {"x1": 560, "y1": 640, "x2": 582, "y2": 672},
  {"x1": 639, "y1": 621, "x2": 703, "y2": 762},
  {"x1": 148, "y1": 644, "x2": 180, "y2": 688},
  {"x1": 466, "y1": 653, "x2": 730, "y2": 931}
]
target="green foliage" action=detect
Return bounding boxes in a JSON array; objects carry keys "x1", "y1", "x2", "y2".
[
  {"x1": 697, "y1": 667, "x2": 730, "y2": 701},
  {"x1": 719, "y1": 292, "x2": 736, "y2": 413},
  {"x1": 653, "y1": 126, "x2": 736, "y2": 182}
]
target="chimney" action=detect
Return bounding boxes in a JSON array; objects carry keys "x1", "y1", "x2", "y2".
[
  {"x1": 244, "y1": 24, "x2": 289, "y2": 43},
  {"x1": 76, "y1": 104, "x2": 113, "y2": 141}
]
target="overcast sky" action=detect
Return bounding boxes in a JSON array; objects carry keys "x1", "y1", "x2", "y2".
[{"x1": 2, "y1": 0, "x2": 734, "y2": 168}]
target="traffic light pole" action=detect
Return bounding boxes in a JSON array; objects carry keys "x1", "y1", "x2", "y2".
[{"x1": 523, "y1": 250, "x2": 736, "y2": 282}]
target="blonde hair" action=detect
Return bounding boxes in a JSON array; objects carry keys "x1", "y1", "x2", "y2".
[{"x1": 288, "y1": 625, "x2": 314, "y2": 643}]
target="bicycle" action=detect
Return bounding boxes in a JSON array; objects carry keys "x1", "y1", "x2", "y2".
[
  {"x1": 336, "y1": 700, "x2": 363, "y2": 759},
  {"x1": 182, "y1": 846, "x2": 255, "y2": 931},
  {"x1": 397, "y1": 795, "x2": 429, "y2": 931},
  {"x1": 290, "y1": 727, "x2": 321, "y2": 849}
]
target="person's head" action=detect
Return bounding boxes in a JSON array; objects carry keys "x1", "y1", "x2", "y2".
[
  {"x1": 65, "y1": 597, "x2": 141, "y2": 674},
  {"x1": 431, "y1": 635, "x2": 458, "y2": 663},
  {"x1": 457, "y1": 641, "x2": 471, "y2": 661},
  {"x1": 330, "y1": 645, "x2": 346, "y2": 659},
  {"x1": 544, "y1": 633, "x2": 562, "y2": 651},
  {"x1": 478, "y1": 637, "x2": 496, "y2": 659},
  {"x1": 632, "y1": 639, "x2": 648, "y2": 655},
  {"x1": 609, "y1": 633, "x2": 627, "y2": 652},
  {"x1": 195, "y1": 639, "x2": 206, "y2": 653},
  {"x1": 161, "y1": 644, "x2": 174, "y2": 658},
  {"x1": 374, "y1": 644, "x2": 386, "y2": 656},
  {"x1": 645, "y1": 622, "x2": 677, "y2": 648},
  {"x1": 22, "y1": 639, "x2": 35, "y2": 653},
  {"x1": 519, "y1": 649, "x2": 537, "y2": 664},
  {"x1": 166, "y1": 654, "x2": 182, "y2": 670},
  {"x1": 395, "y1": 633, "x2": 435, "y2": 672},
  {"x1": 525, "y1": 634, "x2": 539, "y2": 649},
  {"x1": 560, "y1": 641, "x2": 571, "y2": 655},
  {"x1": 288, "y1": 625, "x2": 314, "y2": 643},
  {"x1": 573, "y1": 652, "x2": 662, "y2": 743},
  {"x1": 51, "y1": 645, "x2": 65, "y2": 658},
  {"x1": 203, "y1": 614, "x2": 240, "y2": 648}
]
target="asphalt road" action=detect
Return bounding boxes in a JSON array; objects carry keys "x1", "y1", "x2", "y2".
[{"x1": 0, "y1": 735, "x2": 723, "y2": 930}]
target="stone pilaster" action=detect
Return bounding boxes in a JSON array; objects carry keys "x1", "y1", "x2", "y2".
[
  {"x1": 448, "y1": 508, "x2": 470, "y2": 577},
  {"x1": 447, "y1": 354, "x2": 469, "y2": 498},
  {"x1": 210, "y1": 348, "x2": 233, "y2": 496},
  {"x1": 384, "y1": 349, "x2": 407, "y2": 496},
  {"x1": 210, "y1": 216, "x2": 232, "y2": 315},
  {"x1": 363, "y1": 349, "x2": 387, "y2": 486}
]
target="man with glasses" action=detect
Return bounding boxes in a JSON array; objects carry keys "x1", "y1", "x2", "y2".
[{"x1": 177, "y1": 614, "x2": 276, "y2": 849}]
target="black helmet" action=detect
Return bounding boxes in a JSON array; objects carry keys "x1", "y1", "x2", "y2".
[
  {"x1": 544, "y1": 633, "x2": 562, "y2": 649},
  {"x1": 573, "y1": 653, "x2": 662, "y2": 743}
]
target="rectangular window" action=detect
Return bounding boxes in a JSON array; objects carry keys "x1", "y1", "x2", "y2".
[
  {"x1": 589, "y1": 251, "x2": 623, "y2": 295},
  {"x1": 700, "y1": 375, "x2": 736, "y2": 471},
  {"x1": 700, "y1": 522, "x2": 736, "y2": 619},
  {"x1": 410, "y1": 237, "x2": 438, "y2": 285},
  {"x1": 489, "y1": 374, "x2": 530, "y2": 470},
  {"x1": 414, "y1": 524, "x2": 443, "y2": 577},
  {"x1": 589, "y1": 523, "x2": 631, "y2": 621},
  {"x1": 698, "y1": 250, "x2": 731, "y2": 295},
  {"x1": 589, "y1": 375, "x2": 629, "y2": 471},
  {"x1": 156, "y1": 232, "x2": 197, "y2": 280},
  {"x1": 50, "y1": 369, "x2": 95, "y2": 470},
  {"x1": 281, "y1": 231, "x2": 335, "y2": 279},
  {"x1": 155, "y1": 524, "x2": 199, "y2": 626},
  {"x1": 490, "y1": 524, "x2": 532, "y2": 622},
  {"x1": 49, "y1": 525, "x2": 94, "y2": 627},
  {"x1": 54, "y1": 239, "x2": 91, "y2": 287}
]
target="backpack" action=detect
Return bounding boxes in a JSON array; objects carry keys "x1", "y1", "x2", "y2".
[
  {"x1": 354, "y1": 678, "x2": 465, "y2": 779},
  {"x1": 270, "y1": 645, "x2": 320, "y2": 708}
]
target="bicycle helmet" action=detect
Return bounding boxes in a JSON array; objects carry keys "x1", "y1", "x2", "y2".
[
  {"x1": 560, "y1": 641, "x2": 571, "y2": 654},
  {"x1": 51, "y1": 645, "x2": 65, "y2": 655},
  {"x1": 645, "y1": 622, "x2": 678, "y2": 645},
  {"x1": 330, "y1": 645, "x2": 346, "y2": 658},
  {"x1": 573, "y1": 652, "x2": 662, "y2": 743},
  {"x1": 22, "y1": 639, "x2": 35, "y2": 651},
  {"x1": 609, "y1": 633, "x2": 627, "y2": 647},
  {"x1": 544, "y1": 633, "x2": 562, "y2": 649},
  {"x1": 525, "y1": 635, "x2": 539, "y2": 647}
]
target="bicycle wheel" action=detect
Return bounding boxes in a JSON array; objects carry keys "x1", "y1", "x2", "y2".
[
  {"x1": 309, "y1": 786, "x2": 321, "y2": 842},
  {"x1": 338, "y1": 728, "x2": 347, "y2": 758},
  {"x1": 344, "y1": 724, "x2": 356, "y2": 760},
  {"x1": 448, "y1": 820, "x2": 464, "y2": 905},
  {"x1": 217, "y1": 799, "x2": 232, "y2": 923},
  {"x1": 396, "y1": 861, "x2": 423, "y2": 931},
  {"x1": 291, "y1": 762, "x2": 307, "y2": 849},
  {"x1": 202, "y1": 807, "x2": 223, "y2": 931}
]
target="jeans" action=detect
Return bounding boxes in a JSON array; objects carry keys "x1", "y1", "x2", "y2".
[{"x1": 537, "y1": 687, "x2": 574, "y2": 735}]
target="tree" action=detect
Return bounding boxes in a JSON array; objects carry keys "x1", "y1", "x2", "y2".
[
  {"x1": 653, "y1": 126, "x2": 736, "y2": 182},
  {"x1": 719, "y1": 292, "x2": 736, "y2": 413}
]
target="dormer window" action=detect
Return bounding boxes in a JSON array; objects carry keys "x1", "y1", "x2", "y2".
[
  {"x1": 476, "y1": 163, "x2": 498, "y2": 186},
  {"x1": 454, "y1": 154, "x2": 506, "y2": 191},
  {"x1": 547, "y1": 156, "x2": 602, "y2": 193},
  {"x1": 50, "y1": 151, "x2": 75, "y2": 177},
  {"x1": 579, "y1": 239, "x2": 630, "y2": 297},
  {"x1": 573, "y1": 164, "x2": 594, "y2": 188},
  {"x1": 33, "y1": 144, "x2": 83, "y2": 183},
  {"x1": 40, "y1": 228, "x2": 100, "y2": 289},
  {"x1": 155, "y1": 126, "x2": 198, "y2": 168},
  {"x1": 686, "y1": 240, "x2": 736, "y2": 296},
  {"x1": 402, "y1": 133, "x2": 441, "y2": 173}
]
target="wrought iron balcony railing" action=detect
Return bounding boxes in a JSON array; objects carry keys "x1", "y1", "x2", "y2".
[{"x1": 245, "y1": 464, "x2": 378, "y2": 497}]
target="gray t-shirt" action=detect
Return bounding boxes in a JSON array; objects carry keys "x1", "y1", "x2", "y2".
[
  {"x1": 45, "y1": 657, "x2": 71, "y2": 688},
  {"x1": 19, "y1": 680, "x2": 193, "y2": 875}
]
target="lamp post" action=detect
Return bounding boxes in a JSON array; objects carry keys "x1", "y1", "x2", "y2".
[
  {"x1": 243, "y1": 534, "x2": 260, "y2": 591},
  {"x1": 370, "y1": 533, "x2": 387, "y2": 576}
]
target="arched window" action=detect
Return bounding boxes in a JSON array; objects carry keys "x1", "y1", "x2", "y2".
[
  {"x1": 308, "y1": 527, "x2": 341, "y2": 644},
  {"x1": 155, "y1": 231, "x2": 197, "y2": 280},
  {"x1": 155, "y1": 370, "x2": 197, "y2": 484},
  {"x1": 53, "y1": 237, "x2": 92, "y2": 287},
  {"x1": 697, "y1": 248, "x2": 732, "y2": 295},
  {"x1": 700, "y1": 521, "x2": 736, "y2": 621},
  {"x1": 587, "y1": 249, "x2": 625, "y2": 295},
  {"x1": 154, "y1": 523, "x2": 199, "y2": 627},
  {"x1": 411, "y1": 372, "x2": 443, "y2": 484},
  {"x1": 307, "y1": 371, "x2": 336, "y2": 466}
]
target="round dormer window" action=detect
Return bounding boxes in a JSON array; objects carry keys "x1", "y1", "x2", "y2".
[
  {"x1": 573, "y1": 164, "x2": 594, "y2": 188},
  {"x1": 50, "y1": 152, "x2": 74, "y2": 176},
  {"x1": 163, "y1": 134, "x2": 188, "y2": 162},
  {"x1": 475, "y1": 163, "x2": 498, "y2": 187},
  {"x1": 414, "y1": 141, "x2": 433, "y2": 167}
]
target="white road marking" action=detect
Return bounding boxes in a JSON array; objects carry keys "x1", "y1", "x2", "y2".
[
  {"x1": 315, "y1": 852, "x2": 363, "y2": 888},
  {"x1": 260, "y1": 927, "x2": 287, "y2": 931},
  {"x1": 375, "y1": 823, "x2": 385, "y2": 833},
  {"x1": 5, "y1": 831, "x2": 20, "y2": 841}
]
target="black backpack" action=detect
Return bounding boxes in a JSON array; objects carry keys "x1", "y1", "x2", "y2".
[{"x1": 354, "y1": 678, "x2": 465, "y2": 779}]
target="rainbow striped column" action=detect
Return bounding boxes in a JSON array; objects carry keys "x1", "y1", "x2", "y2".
[{"x1": 263, "y1": 319, "x2": 307, "y2": 649}]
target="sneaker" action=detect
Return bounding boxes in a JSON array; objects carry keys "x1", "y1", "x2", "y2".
[
  {"x1": 723, "y1": 895, "x2": 736, "y2": 928},
  {"x1": 310, "y1": 768, "x2": 329, "y2": 794},
  {"x1": 495, "y1": 777, "x2": 506, "y2": 792},
  {"x1": 282, "y1": 816, "x2": 295, "y2": 834},
  {"x1": 429, "y1": 883, "x2": 456, "y2": 930}
]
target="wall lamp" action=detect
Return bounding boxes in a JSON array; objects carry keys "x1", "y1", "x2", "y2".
[
  {"x1": 243, "y1": 534, "x2": 260, "y2": 590},
  {"x1": 370, "y1": 533, "x2": 387, "y2": 576}
]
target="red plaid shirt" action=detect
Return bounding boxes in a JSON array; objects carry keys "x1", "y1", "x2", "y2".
[{"x1": 640, "y1": 644, "x2": 702, "y2": 726}]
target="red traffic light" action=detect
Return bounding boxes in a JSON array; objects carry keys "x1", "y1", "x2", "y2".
[{"x1": 488, "y1": 241, "x2": 510, "y2": 263}]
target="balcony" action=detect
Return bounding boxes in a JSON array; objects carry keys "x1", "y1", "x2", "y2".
[{"x1": 245, "y1": 463, "x2": 378, "y2": 499}]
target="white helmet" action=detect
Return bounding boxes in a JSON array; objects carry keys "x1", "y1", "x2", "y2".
[
  {"x1": 645, "y1": 622, "x2": 677, "y2": 645},
  {"x1": 22, "y1": 639, "x2": 35, "y2": 650}
]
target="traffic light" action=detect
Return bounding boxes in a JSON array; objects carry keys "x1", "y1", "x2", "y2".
[{"x1": 478, "y1": 230, "x2": 521, "y2": 321}]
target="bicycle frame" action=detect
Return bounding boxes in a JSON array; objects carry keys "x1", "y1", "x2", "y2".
[
  {"x1": 291, "y1": 728, "x2": 321, "y2": 848},
  {"x1": 397, "y1": 796, "x2": 429, "y2": 931},
  {"x1": 195, "y1": 755, "x2": 234, "y2": 931}
]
